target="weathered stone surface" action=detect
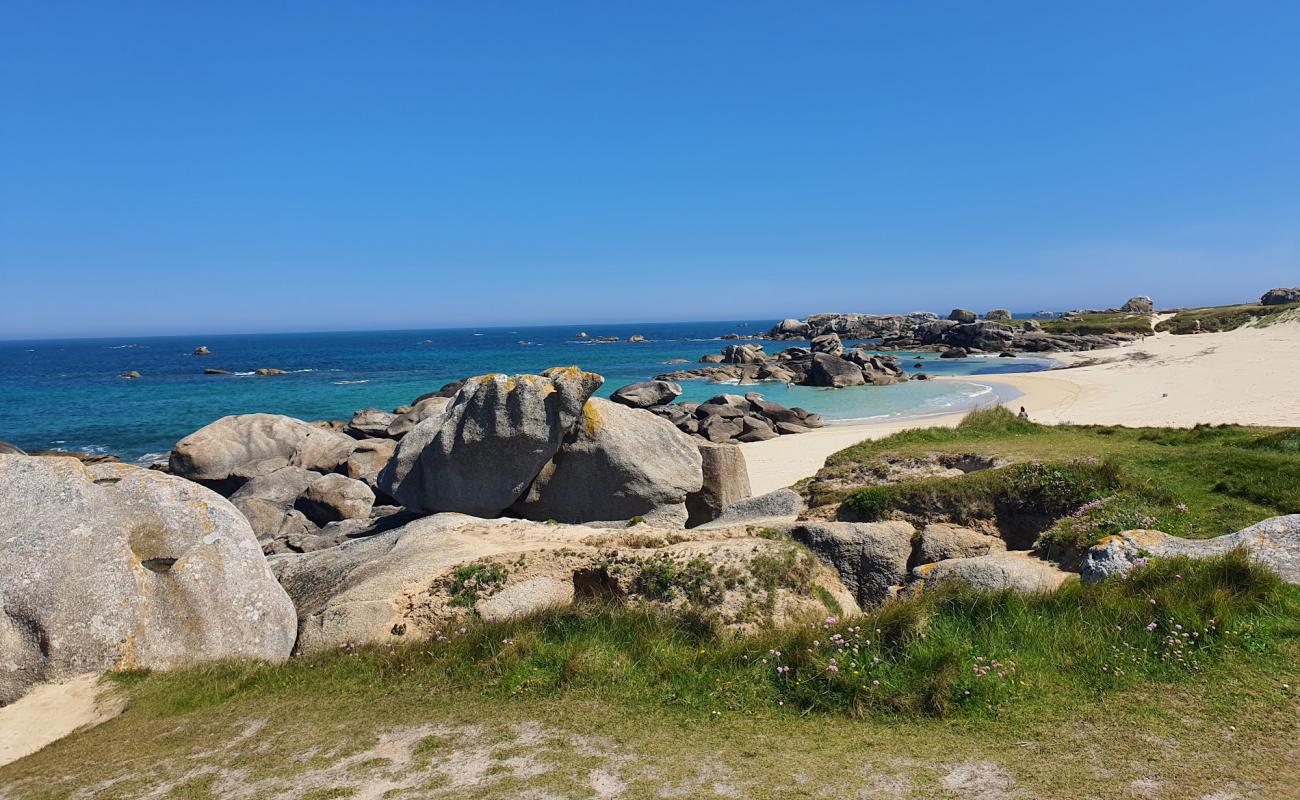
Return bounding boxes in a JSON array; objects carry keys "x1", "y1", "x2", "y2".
[
  {"x1": 948, "y1": 308, "x2": 978, "y2": 323},
  {"x1": 810, "y1": 333, "x2": 844, "y2": 356},
  {"x1": 916, "y1": 523, "x2": 1007, "y2": 564},
  {"x1": 476, "y1": 578, "x2": 574, "y2": 621},
  {"x1": 1121, "y1": 296, "x2": 1154, "y2": 313},
  {"x1": 698, "y1": 488, "x2": 804, "y2": 529},
  {"x1": 1260, "y1": 288, "x2": 1300, "y2": 306},
  {"x1": 345, "y1": 438, "x2": 398, "y2": 491},
  {"x1": 985, "y1": 309, "x2": 1012, "y2": 320},
  {"x1": 1081, "y1": 516, "x2": 1300, "y2": 584},
  {"x1": 0, "y1": 455, "x2": 296, "y2": 705},
  {"x1": 512, "y1": 398, "x2": 703, "y2": 525},
  {"x1": 346, "y1": 408, "x2": 397, "y2": 439},
  {"x1": 385, "y1": 396, "x2": 451, "y2": 439},
  {"x1": 271, "y1": 514, "x2": 857, "y2": 652},
  {"x1": 912, "y1": 552, "x2": 1072, "y2": 593},
  {"x1": 378, "y1": 368, "x2": 603, "y2": 516},
  {"x1": 609, "y1": 380, "x2": 683, "y2": 409},
  {"x1": 789, "y1": 521, "x2": 915, "y2": 605},
  {"x1": 229, "y1": 466, "x2": 322, "y2": 541},
  {"x1": 807, "y1": 353, "x2": 865, "y2": 388},
  {"x1": 0, "y1": 442, "x2": 25, "y2": 456},
  {"x1": 169, "y1": 414, "x2": 356, "y2": 492},
  {"x1": 685, "y1": 442, "x2": 752, "y2": 527},
  {"x1": 296, "y1": 473, "x2": 375, "y2": 526}
]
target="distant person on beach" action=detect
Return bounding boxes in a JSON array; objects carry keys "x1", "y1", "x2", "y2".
[{"x1": 1018, "y1": 406, "x2": 1030, "y2": 420}]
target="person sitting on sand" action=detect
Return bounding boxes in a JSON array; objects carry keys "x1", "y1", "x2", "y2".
[{"x1": 1019, "y1": 406, "x2": 1030, "y2": 420}]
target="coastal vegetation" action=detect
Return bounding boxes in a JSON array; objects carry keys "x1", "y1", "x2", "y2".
[
  {"x1": 1155, "y1": 300, "x2": 1300, "y2": 334},
  {"x1": 995, "y1": 310, "x2": 1156, "y2": 336},
  {"x1": 805, "y1": 407, "x2": 1300, "y2": 559}
]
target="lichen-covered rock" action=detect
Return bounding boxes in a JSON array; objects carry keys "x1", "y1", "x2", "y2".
[
  {"x1": 789, "y1": 521, "x2": 915, "y2": 605},
  {"x1": 169, "y1": 413, "x2": 356, "y2": 492},
  {"x1": 685, "y1": 441, "x2": 752, "y2": 527},
  {"x1": 911, "y1": 552, "x2": 1072, "y2": 593},
  {"x1": 512, "y1": 398, "x2": 703, "y2": 525},
  {"x1": 1259, "y1": 288, "x2": 1300, "y2": 306},
  {"x1": 1081, "y1": 517, "x2": 1300, "y2": 584},
  {"x1": 0, "y1": 455, "x2": 296, "y2": 705},
  {"x1": 916, "y1": 523, "x2": 1007, "y2": 564},
  {"x1": 378, "y1": 367, "x2": 603, "y2": 516}
]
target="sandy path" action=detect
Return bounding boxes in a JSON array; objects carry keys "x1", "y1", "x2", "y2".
[
  {"x1": 0, "y1": 674, "x2": 124, "y2": 767},
  {"x1": 741, "y1": 321, "x2": 1300, "y2": 493}
]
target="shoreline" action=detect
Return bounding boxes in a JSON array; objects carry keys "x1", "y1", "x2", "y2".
[{"x1": 741, "y1": 321, "x2": 1300, "y2": 494}]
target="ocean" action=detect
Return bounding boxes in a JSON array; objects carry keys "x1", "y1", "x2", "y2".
[{"x1": 0, "y1": 320, "x2": 1052, "y2": 462}]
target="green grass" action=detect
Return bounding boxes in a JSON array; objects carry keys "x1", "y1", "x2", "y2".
[
  {"x1": 811, "y1": 407, "x2": 1300, "y2": 558},
  {"x1": 990, "y1": 311, "x2": 1154, "y2": 336},
  {"x1": 1155, "y1": 301, "x2": 1300, "y2": 333}
]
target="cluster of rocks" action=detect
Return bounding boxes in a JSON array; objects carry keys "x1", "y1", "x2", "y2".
[
  {"x1": 574, "y1": 332, "x2": 647, "y2": 343},
  {"x1": 767, "y1": 309, "x2": 1138, "y2": 353},
  {"x1": 609, "y1": 380, "x2": 825, "y2": 444},
  {"x1": 655, "y1": 332, "x2": 912, "y2": 387}
]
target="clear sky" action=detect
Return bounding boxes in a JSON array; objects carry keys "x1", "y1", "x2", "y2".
[{"x1": 2, "y1": 2, "x2": 1298, "y2": 339}]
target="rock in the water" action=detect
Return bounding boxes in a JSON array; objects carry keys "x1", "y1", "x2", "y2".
[
  {"x1": 192, "y1": 346, "x2": 212, "y2": 356},
  {"x1": 985, "y1": 309, "x2": 1012, "y2": 321},
  {"x1": 295, "y1": 473, "x2": 375, "y2": 526},
  {"x1": 379, "y1": 368, "x2": 603, "y2": 516},
  {"x1": 911, "y1": 552, "x2": 1072, "y2": 593},
  {"x1": 255, "y1": 368, "x2": 288, "y2": 376},
  {"x1": 169, "y1": 414, "x2": 357, "y2": 493},
  {"x1": 203, "y1": 368, "x2": 230, "y2": 375},
  {"x1": 512, "y1": 398, "x2": 703, "y2": 525},
  {"x1": 916, "y1": 523, "x2": 1007, "y2": 564},
  {"x1": 0, "y1": 455, "x2": 296, "y2": 705},
  {"x1": 810, "y1": 333, "x2": 844, "y2": 356},
  {"x1": 808, "y1": 352, "x2": 865, "y2": 388},
  {"x1": 1121, "y1": 296, "x2": 1154, "y2": 313},
  {"x1": 610, "y1": 380, "x2": 683, "y2": 409},
  {"x1": 948, "y1": 308, "x2": 978, "y2": 323},
  {"x1": 345, "y1": 438, "x2": 398, "y2": 491},
  {"x1": 789, "y1": 521, "x2": 915, "y2": 605},
  {"x1": 685, "y1": 442, "x2": 752, "y2": 527},
  {"x1": 1081, "y1": 516, "x2": 1300, "y2": 584},
  {"x1": 385, "y1": 396, "x2": 451, "y2": 439},
  {"x1": 940, "y1": 348, "x2": 968, "y2": 359},
  {"x1": 119, "y1": 370, "x2": 141, "y2": 379},
  {"x1": 1260, "y1": 287, "x2": 1300, "y2": 306}
]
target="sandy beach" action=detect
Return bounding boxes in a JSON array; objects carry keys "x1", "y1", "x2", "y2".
[{"x1": 742, "y1": 320, "x2": 1300, "y2": 494}]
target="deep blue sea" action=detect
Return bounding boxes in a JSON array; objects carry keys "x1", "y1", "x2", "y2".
[{"x1": 0, "y1": 321, "x2": 1052, "y2": 463}]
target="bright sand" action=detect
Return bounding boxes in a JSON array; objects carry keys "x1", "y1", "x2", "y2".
[
  {"x1": 0, "y1": 675, "x2": 124, "y2": 768},
  {"x1": 741, "y1": 321, "x2": 1300, "y2": 494}
]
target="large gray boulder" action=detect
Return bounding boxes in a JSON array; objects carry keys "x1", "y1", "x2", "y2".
[
  {"x1": 948, "y1": 308, "x2": 978, "y2": 323},
  {"x1": 378, "y1": 367, "x2": 603, "y2": 516},
  {"x1": 916, "y1": 523, "x2": 1007, "y2": 564},
  {"x1": 985, "y1": 309, "x2": 1012, "y2": 320},
  {"x1": 169, "y1": 413, "x2": 356, "y2": 492},
  {"x1": 346, "y1": 408, "x2": 397, "y2": 439},
  {"x1": 810, "y1": 333, "x2": 844, "y2": 356},
  {"x1": 0, "y1": 455, "x2": 296, "y2": 705},
  {"x1": 807, "y1": 352, "x2": 865, "y2": 388},
  {"x1": 698, "y1": 488, "x2": 804, "y2": 530},
  {"x1": 385, "y1": 396, "x2": 452, "y2": 439},
  {"x1": 345, "y1": 437, "x2": 398, "y2": 492},
  {"x1": 1259, "y1": 288, "x2": 1300, "y2": 306},
  {"x1": 229, "y1": 465, "x2": 322, "y2": 541},
  {"x1": 1120, "y1": 296, "x2": 1154, "y2": 313},
  {"x1": 609, "y1": 380, "x2": 683, "y2": 409},
  {"x1": 295, "y1": 473, "x2": 375, "y2": 526},
  {"x1": 912, "y1": 552, "x2": 1072, "y2": 593},
  {"x1": 685, "y1": 442, "x2": 752, "y2": 527},
  {"x1": 512, "y1": 398, "x2": 704, "y2": 525},
  {"x1": 789, "y1": 521, "x2": 915, "y2": 605},
  {"x1": 1081, "y1": 517, "x2": 1300, "y2": 584}
]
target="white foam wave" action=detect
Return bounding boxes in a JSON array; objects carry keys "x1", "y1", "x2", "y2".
[{"x1": 333, "y1": 379, "x2": 370, "y2": 385}]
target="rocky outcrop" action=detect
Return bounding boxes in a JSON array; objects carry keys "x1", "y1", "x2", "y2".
[
  {"x1": 911, "y1": 552, "x2": 1072, "y2": 593},
  {"x1": 610, "y1": 380, "x2": 682, "y2": 409},
  {"x1": 345, "y1": 438, "x2": 398, "y2": 492},
  {"x1": 385, "y1": 396, "x2": 451, "y2": 438},
  {"x1": 948, "y1": 308, "x2": 978, "y2": 323},
  {"x1": 346, "y1": 408, "x2": 396, "y2": 439},
  {"x1": 765, "y1": 312, "x2": 1134, "y2": 353},
  {"x1": 1121, "y1": 296, "x2": 1154, "y2": 313},
  {"x1": 169, "y1": 414, "x2": 357, "y2": 493},
  {"x1": 379, "y1": 367, "x2": 603, "y2": 517},
  {"x1": 229, "y1": 466, "x2": 323, "y2": 541},
  {"x1": 1260, "y1": 287, "x2": 1300, "y2": 306},
  {"x1": 645, "y1": 392, "x2": 823, "y2": 446},
  {"x1": 1081, "y1": 516, "x2": 1300, "y2": 584},
  {"x1": 985, "y1": 309, "x2": 1012, "y2": 320},
  {"x1": 0, "y1": 455, "x2": 296, "y2": 705},
  {"x1": 789, "y1": 521, "x2": 915, "y2": 605},
  {"x1": 916, "y1": 523, "x2": 1007, "y2": 563},
  {"x1": 808, "y1": 352, "x2": 865, "y2": 388},
  {"x1": 685, "y1": 442, "x2": 752, "y2": 527},
  {"x1": 270, "y1": 514, "x2": 859, "y2": 653},
  {"x1": 511, "y1": 399, "x2": 703, "y2": 525}
]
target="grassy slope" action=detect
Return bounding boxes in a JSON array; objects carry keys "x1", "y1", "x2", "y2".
[
  {"x1": 989, "y1": 312, "x2": 1154, "y2": 336},
  {"x1": 811, "y1": 408, "x2": 1300, "y2": 554},
  {"x1": 3, "y1": 557, "x2": 1299, "y2": 798},
  {"x1": 1155, "y1": 302, "x2": 1300, "y2": 334}
]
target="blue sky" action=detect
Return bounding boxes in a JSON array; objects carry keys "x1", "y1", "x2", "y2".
[{"x1": 2, "y1": 2, "x2": 1298, "y2": 338}]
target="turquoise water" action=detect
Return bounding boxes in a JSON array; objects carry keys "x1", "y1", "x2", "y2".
[{"x1": 0, "y1": 321, "x2": 1051, "y2": 461}]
